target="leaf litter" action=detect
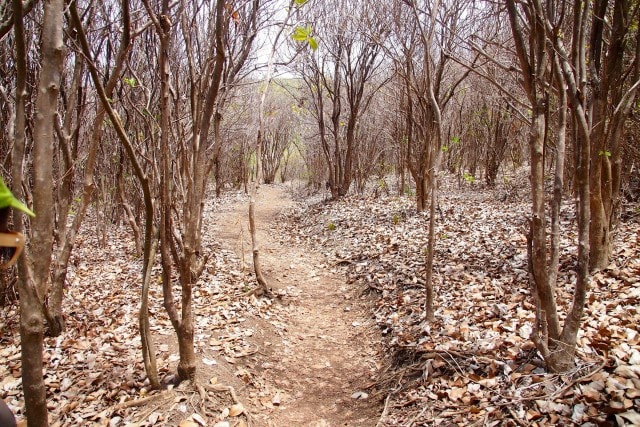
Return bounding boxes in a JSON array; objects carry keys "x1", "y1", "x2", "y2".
[
  {"x1": 0, "y1": 191, "x2": 295, "y2": 426},
  {"x1": 0, "y1": 178, "x2": 638, "y2": 426},
  {"x1": 280, "y1": 177, "x2": 640, "y2": 426}
]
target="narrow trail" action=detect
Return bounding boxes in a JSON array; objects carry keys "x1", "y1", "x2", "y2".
[{"x1": 212, "y1": 185, "x2": 381, "y2": 427}]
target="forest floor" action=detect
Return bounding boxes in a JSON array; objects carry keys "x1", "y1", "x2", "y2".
[
  {"x1": 0, "y1": 184, "x2": 383, "y2": 427},
  {"x1": 1, "y1": 178, "x2": 639, "y2": 427}
]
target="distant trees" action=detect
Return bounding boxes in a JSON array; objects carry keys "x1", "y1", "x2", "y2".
[
  {"x1": 296, "y1": 0, "x2": 387, "y2": 199},
  {"x1": 262, "y1": 93, "x2": 296, "y2": 184},
  {"x1": 387, "y1": 0, "x2": 478, "y2": 319}
]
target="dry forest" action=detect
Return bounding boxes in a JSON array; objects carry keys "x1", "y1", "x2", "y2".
[{"x1": 0, "y1": 0, "x2": 639, "y2": 426}]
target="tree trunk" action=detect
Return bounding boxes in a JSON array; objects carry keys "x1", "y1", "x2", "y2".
[
  {"x1": 47, "y1": 53, "x2": 83, "y2": 337},
  {"x1": 424, "y1": 173, "x2": 437, "y2": 321},
  {"x1": 245, "y1": 1, "x2": 297, "y2": 297},
  {"x1": 13, "y1": 0, "x2": 65, "y2": 424},
  {"x1": 19, "y1": 293, "x2": 48, "y2": 427},
  {"x1": 177, "y1": 258, "x2": 196, "y2": 381},
  {"x1": 415, "y1": 174, "x2": 427, "y2": 213},
  {"x1": 70, "y1": 0, "x2": 159, "y2": 387}
]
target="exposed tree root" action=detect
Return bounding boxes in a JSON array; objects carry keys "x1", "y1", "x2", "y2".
[
  {"x1": 200, "y1": 382, "x2": 240, "y2": 404},
  {"x1": 115, "y1": 393, "x2": 167, "y2": 410}
]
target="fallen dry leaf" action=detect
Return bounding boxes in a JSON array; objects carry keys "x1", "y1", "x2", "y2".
[{"x1": 229, "y1": 403, "x2": 244, "y2": 417}]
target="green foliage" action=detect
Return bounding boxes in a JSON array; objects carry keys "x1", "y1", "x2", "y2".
[
  {"x1": 404, "y1": 185, "x2": 415, "y2": 196},
  {"x1": 308, "y1": 37, "x2": 318, "y2": 51},
  {"x1": 450, "y1": 136, "x2": 461, "y2": 145},
  {"x1": 441, "y1": 145, "x2": 449, "y2": 152},
  {"x1": 292, "y1": 24, "x2": 318, "y2": 51},
  {"x1": 463, "y1": 172, "x2": 476, "y2": 184},
  {"x1": 292, "y1": 25, "x2": 309, "y2": 41},
  {"x1": 327, "y1": 222, "x2": 336, "y2": 231},
  {"x1": 123, "y1": 77, "x2": 137, "y2": 87},
  {"x1": 0, "y1": 177, "x2": 34, "y2": 216},
  {"x1": 599, "y1": 149, "x2": 612, "y2": 157},
  {"x1": 393, "y1": 214, "x2": 400, "y2": 225},
  {"x1": 294, "y1": 0, "x2": 308, "y2": 4},
  {"x1": 377, "y1": 179, "x2": 387, "y2": 190}
]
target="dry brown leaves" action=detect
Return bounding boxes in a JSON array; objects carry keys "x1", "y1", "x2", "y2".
[
  {"x1": 281, "y1": 178, "x2": 640, "y2": 426},
  {"x1": 0, "y1": 179, "x2": 638, "y2": 426},
  {"x1": 0, "y1": 192, "x2": 284, "y2": 426}
]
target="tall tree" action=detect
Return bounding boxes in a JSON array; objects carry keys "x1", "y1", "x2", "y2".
[
  {"x1": 506, "y1": 0, "x2": 583, "y2": 372},
  {"x1": 12, "y1": 0, "x2": 65, "y2": 424},
  {"x1": 158, "y1": 0, "x2": 260, "y2": 381},
  {"x1": 389, "y1": 0, "x2": 474, "y2": 320},
  {"x1": 299, "y1": 0, "x2": 386, "y2": 198}
]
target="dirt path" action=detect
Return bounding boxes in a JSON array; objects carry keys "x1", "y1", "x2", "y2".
[{"x1": 212, "y1": 185, "x2": 381, "y2": 427}]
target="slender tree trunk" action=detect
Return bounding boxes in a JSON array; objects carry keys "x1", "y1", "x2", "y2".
[
  {"x1": 424, "y1": 172, "x2": 437, "y2": 321},
  {"x1": 70, "y1": 0, "x2": 160, "y2": 386},
  {"x1": 551, "y1": 23, "x2": 595, "y2": 370},
  {"x1": 47, "y1": 54, "x2": 83, "y2": 336},
  {"x1": 246, "y1": 0, "x2": 296, "y2": 296},
  {"x1": 13, "y1": 0, "x2": 65, "y2": 425},
  {"x1": 177, "y1": 256, "x2": 196, "y2": 380},
  {"x1": 415, "y1": 174, "x2": 425, "y2": 213}
]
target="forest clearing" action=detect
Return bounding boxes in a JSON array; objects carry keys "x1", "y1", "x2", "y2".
[{"x1": 1, "y1": 0, "x2": 640, "y2": 425}]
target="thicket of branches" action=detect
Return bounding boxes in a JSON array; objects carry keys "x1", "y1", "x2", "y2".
[{"x1": 0, "y1": 0, "x2": 639, "y2": 424}]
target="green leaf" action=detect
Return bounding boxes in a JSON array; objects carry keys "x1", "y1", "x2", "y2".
[
  {"x1": 450, "y1": 136, "x2": 460, "y2": 144},
  {"x1": 123, "y1": 77, "x2": 137, "y2": 87},
  {"x1": 0, "y1": 177, "x2": 35, "y2": 216},
  {"x1": 294, "y1": 0, "x2": 308, "y2": 5},
  {"x1": 308, "y1": 37, "x2": 318, "y2": 50},
  {"x1": 441, "y1": 145, "x2": 448, "y2": 152},
  {"x1": 292, "y1": 25, "x2": 317, "y2": 51},
  {"x1": 463, "y1": 172, "x2": 476, "y2": 184},
  {"x1": 292, "y1": 26, "x2": 308, "y2": 41},
  {"x1": 599, "y1": 149, "x2": 612, "y2": 157}
]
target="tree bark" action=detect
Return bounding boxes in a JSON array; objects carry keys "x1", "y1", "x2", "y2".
[{"x1": 13, "y1": 0, "x2": 65, "y2": 424}]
